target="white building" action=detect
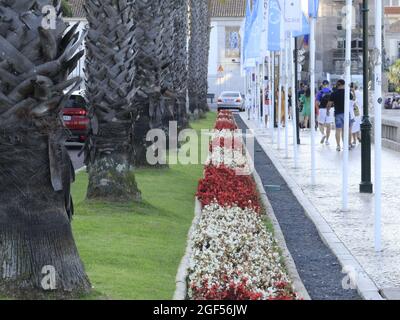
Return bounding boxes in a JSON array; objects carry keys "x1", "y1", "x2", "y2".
[
  {"x1": 208, "y1": 0, "x2": 246, "y2": 98},
  {"x1": 64, "y1": 0, "x2": 87, "y2": 89},
  {"x1": 384, "y1": 3, "x2": 400, "y2": 65}
]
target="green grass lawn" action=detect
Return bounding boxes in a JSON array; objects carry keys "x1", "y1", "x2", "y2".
[{"x1": 72, "y1": 112, "x2": 216, "y2": 300}]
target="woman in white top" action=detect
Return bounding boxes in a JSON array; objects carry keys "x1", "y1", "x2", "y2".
[{"x1": 351, "y1": 85, "x2": 363, "y2": 146}]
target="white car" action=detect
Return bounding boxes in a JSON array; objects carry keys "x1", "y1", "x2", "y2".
[{"x1": 217, "y1": 91, "x2": 245, "y2": 112}]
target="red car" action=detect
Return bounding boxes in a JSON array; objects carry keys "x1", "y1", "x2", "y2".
[{"x1": 63, "y1": 91, "x2": 89, "y2": 143}]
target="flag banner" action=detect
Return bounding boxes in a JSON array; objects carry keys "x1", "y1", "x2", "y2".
[
  {"x1": 284, "y1": 0, "x2": 302, "y2": 31},
  {"x1": 267, "y1": 0, "x2": 283, "y2": 51},
  {"x1": 242, "y1": 0, "x2": 253, "y2": 65},
  {"x1": 240, "y1": 20, "x2": 246, "y2": 75},
  {"x1": 292, "y1": 13, "x2": 310, "y2": 37},
  {"x1": 308, "y1": 0, "x2": 320, "y2": 18},
  {"x1": 260, "y1": 0, "x2": 269, "y2": 56},
  {"x1": 246, "y1": 0, "x2": 263, "y2": 61}
]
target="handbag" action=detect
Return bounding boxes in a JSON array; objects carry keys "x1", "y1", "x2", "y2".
[{"x1": 353, "y1": 103, "x2": 360, "y2": 117}]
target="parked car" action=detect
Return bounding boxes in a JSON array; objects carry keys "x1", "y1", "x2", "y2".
[
  {"x1": 63, "y1": 90, "x2": 89, "y2": 142},
  {"x1": 217, "y1": 91, "x2": 245, "y2": 112}
]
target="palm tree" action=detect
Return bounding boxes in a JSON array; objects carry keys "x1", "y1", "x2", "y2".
[
  {"x1": 132, "y1": 0, "x2": 190, "y2": 165},
  {"x1": 188, "y1": 0, "x2": 211, "y2": 117},
  {"x1": 84, "y1": 0, "x2": 141, "y2": 201},
  {"x1": 0, "y1": 0, "x2": 91, "y2": 298},
  {"x1": 131, "y1": 0, "x2": 164, "y2": 166},
  {"x1": 171, "y1": 0, "x2": 190, "y2": 130}
]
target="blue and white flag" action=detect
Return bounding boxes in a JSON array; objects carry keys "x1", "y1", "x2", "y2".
[
  {"x1": 242, "y1": 0, "x2": 252, "y2": 61},
  {"x1": 284, "y1": 0, "x2": 302, "y2": 31},
  {"x1": 267, "y1": 0, "x2": 283, "y2": 52},
  {"x1": 292, "y1": 13, "x2": 310, "y2": 37},
  {"x1": 246, "y1": 0, "x2": 263, "y2": 61},
  {"x1": 308, "y1": 0, "x2": 320, "y2": 18},
  {"x1": 260, "y1": 0, "x2": 269, "y2": 56}
]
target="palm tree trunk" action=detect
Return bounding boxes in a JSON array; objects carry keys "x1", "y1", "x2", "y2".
[
  {"x1": 172, "y1": 0, "x2": 190, "y2": 130},
  {"x1": 188, "y1": 0, "x2": 211, "y2": 117},
  {"x1": 84, "y1": 0, "x2": 141, "y2": 200},
  {"x1": 0, "y1": 134, "x2": 90, "y2": 298},
  {"x1": 131, "y1": 0, "x2": 163, "y2": 166},
  {"x1": 0, "y1": 0, "x2": 90, "y2": 298}
]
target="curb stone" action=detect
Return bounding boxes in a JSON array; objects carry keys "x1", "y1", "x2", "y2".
[
  {"x1": 173, "y1": 198, "x2": 202, "y2": 300},
  {"x1": 240, "y1": 113, "x2": 384, "y2": 301},
  {"x1": 251, "y1": 169, "x2": 311, "y2": 300}
]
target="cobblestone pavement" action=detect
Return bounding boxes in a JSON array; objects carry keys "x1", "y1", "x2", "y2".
[
  {"x1": 239, "y1": 113, "x2": 400, "y2": 295},
  {"x1": 236, "y1": 115, "x2": 361, "y2": 300}
]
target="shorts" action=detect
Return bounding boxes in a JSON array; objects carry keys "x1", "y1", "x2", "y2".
[
  {"x1": 335, "y1": 113, "x2": 355, "y2": 129},
  {"x1": 263, "y1": 104, "x2": 270, "y2": 116},
  {"x1": 318, "y1": 108, "x2": 334, "y2": 125}
]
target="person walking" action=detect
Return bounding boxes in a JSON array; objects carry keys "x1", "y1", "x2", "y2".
[
  {"x1": 276, "y1": 87, "x2": 286, "y2": 126},
  {"x1": 351, "y1": 84, "x2": 363, "y2": 146},
  {"x1": 300, "y1": 86, "x2": 311, "y2": 130},
  {"x1": 288, "y1": 88, "x2": 293, "y2": 120},
  {"x1": 316, "y1": 80, "x2": 333, "y2": 145},
  {"x1": 327, "y1": 79, "x2": 355, "y2": 152},
  {"x1": 246, "y1": 89, "x2": 252, "y2": 121}
]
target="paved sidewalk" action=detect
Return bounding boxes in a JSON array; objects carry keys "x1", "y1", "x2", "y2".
[{"x1": 240, "y1": 113, "x2": 400, "y2": 298}]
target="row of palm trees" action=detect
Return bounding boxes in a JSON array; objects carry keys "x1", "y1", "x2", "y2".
[{"x1": 0, "y1": 0, "x2": 211, "y2": 299}]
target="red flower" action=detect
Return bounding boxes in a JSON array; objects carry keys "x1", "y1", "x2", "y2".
[
  {"x1": 209, "y1": 136, "x2": 243, "y2": 152},
  {"x1": 214, "y1": 119, "x2": 238, "y2": 131},
  {"x1": 191, "y1": 278, "x2": 264, "y2": 300},
  {"x1": 196, "y1": 165, "x2": 260, "y2": 213}
]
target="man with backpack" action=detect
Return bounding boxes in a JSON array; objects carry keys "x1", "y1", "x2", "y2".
[
  {"x1": 316, "y1": 80, "x2": 333, "y2": 145},
  {"x1": 327, "y1": 79, "x2": 355, "y2": 152}
]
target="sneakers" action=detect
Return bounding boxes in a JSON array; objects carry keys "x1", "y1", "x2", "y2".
[
  {"x1": 321, "y1": 136, "x2": 326, "y2": 144},
  {"x1": 336, "y1": 146, "x2": 341, "y2": 152},
  {"x1": 325, "y1": 140, "x2": 330, "y2": 146}
]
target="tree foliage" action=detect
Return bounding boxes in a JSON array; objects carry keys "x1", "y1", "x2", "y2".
[{"x1": 387, "y1": 59, "x2": 400, "y2": 93}]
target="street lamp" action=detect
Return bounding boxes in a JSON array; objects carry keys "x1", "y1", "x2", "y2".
[{"x1": 360, "y1": 0, "x2": 373, "y2": 194}]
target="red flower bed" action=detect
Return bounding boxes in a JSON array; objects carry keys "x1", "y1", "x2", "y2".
[
  {"x1": 197, "y1": 165, "x2": 260, "y2": 213},
  {"x1": 191, "y1": 278, "x2": 263, "y2": 300},
  {"x1": 209, "y1": 136, "x2": 243, "y2": 152},
  {"x1": 217, "y1": 113, "x2": 234, "y2": 122},
  {"x1": 214, "y1": 119, "x2": 237, "y2": 131}
]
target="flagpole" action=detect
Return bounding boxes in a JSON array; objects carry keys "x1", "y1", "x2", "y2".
[
  {"x1": 310, "y1": 16, "x2": 317, "y2": 185},
  {"x1": 271, "y1": 52, "x2": 276, "y2": 143},
  {"x1": 259, "y1": 61, "x2": 263, "y2": 127},
  {"x1": 277, "y1": 51, "x2": 282, "y2": 150},
  {"x1": 374, "y1": 0, "x2": 383, "y2": 252},
  {"x1": 284, "y1": 35, "x2": 289, "y2": 158},
  {"x1": 253, "y1": 67, "x2": 256, "y2": 120},
  {"x1": 343, "y1": 0, "x2": 352, "y2": 211},
  {"x1": 256, "y1": 62, "x2": 260, "y2": 126},
  {"x1": 290, "y1": 34, "x2": 299, "y2": 168},
  {"x1": 262, "y1": 57, "x2": 266, "y2": 129}
]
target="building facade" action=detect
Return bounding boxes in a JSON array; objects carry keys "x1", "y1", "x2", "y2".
[
  {"x1": 384, "y1": 2, "x2": 400, "y2": 66},
  {"x1": 208, "y1": 0, "x2": 246, "y2": 98},
  {"x1": 300, "y1": 0, "x2": 400, "y2": 89},
  {"x1": 64, "y1": 0, "x2": 87, "y2": 89}
]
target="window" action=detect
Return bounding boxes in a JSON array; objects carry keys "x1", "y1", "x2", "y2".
[{"x1": 225, "y1": 27, "x2": 241, "y2": 58}]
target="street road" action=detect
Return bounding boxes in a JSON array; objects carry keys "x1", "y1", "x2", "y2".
[{"x1": 67, "y1": 143, "x2": 85, "y2": 170}]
